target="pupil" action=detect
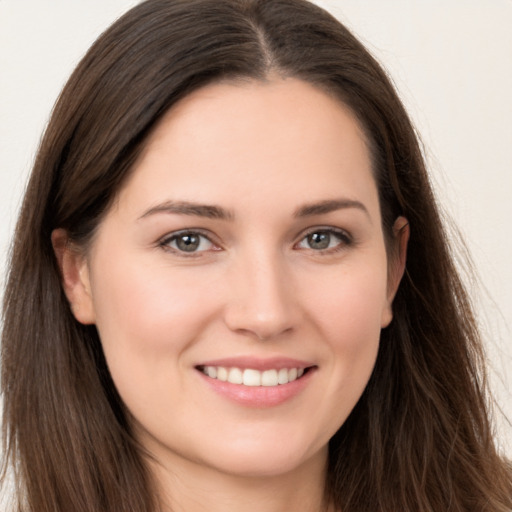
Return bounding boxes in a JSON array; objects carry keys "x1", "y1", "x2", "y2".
[
  {"x1": 308, "y1": 232, "x2": 330, "y2": 250},
  {"x1": 177, "y1": 234, "x2": 200, "y2": 252}
]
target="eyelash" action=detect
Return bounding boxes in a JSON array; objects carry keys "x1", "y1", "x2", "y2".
[
  {"x1": 295, "y1": 227, "x2": 353, "y2": 254},
  {"x1": 158, "y1": 227, "x2": 353, "y2": 256},
  {"x1": 159, "y1": 229, "x2": 220, "y2": 256}
]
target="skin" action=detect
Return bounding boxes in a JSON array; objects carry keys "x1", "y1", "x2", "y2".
[{"x1": 54, "y1": 78, "x2": 408, "y2": 512}]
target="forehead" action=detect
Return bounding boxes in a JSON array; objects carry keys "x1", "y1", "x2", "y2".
[
  {"x1": 117, "y1": 78, "x2": 377, "y2": 218},
  {"x1": 144, "y1": 77, "x2": 370, "y2": 161}
]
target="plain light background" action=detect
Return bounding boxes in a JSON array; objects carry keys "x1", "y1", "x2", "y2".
[{"x1": 0, "y1": 0, "x2": 511, "y2": 457}]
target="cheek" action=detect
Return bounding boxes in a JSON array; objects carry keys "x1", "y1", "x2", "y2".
[
  {"x1": 87, "y1": 256, "x2": 225, "y2": 425},
  {"x1": 89, "y1": 254, "x2": 221, "y2": 365},
  {"x1": 287, "y1": 265, "x2": 388, "y2": 440},
  {"x1": 310, "y1": 263, "x2": 389, "y2": 345},
  {"x1": 305, "y1": 263, "x2": 387, "y2": 394}
]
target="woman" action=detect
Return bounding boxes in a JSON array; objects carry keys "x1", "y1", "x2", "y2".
[{"x1": 1, "y1": 0, "x2": 511, "y2": 511}]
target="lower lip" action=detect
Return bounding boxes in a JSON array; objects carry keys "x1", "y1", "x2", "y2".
[{"x1": 197, "y1": 368, "x2": 315, "y2": 408}]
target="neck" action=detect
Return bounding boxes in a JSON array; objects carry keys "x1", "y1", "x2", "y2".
[{"x1": 146, "y1": 447, "x2": 333, "y2": 512}]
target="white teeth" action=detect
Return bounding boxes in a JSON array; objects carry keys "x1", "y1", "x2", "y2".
[
  {"x1": 201, "y1": 366, "x2": 306, "y2": 387},
  {"x1": 242, "y1": 369, "x2": 261, "y2": 386},
  {"x1": 228, "y1": 367, "x2": 243, "y2": 384},
  {"x1": 217, "y1": 366, "x2": 228, "y2": 381},
  {"x1": 205, "y1": 366, "x2": 217, "y2": 378},
  {"x1": 261, "y1": 369, "x2": 278, "y2": 386},
  {"x1": 278, "y1": 368, "x2": 289, "y2": 384}
]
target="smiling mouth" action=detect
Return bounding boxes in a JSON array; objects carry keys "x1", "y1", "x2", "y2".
[{"x1": 196, "y1": 366, "x2": 314, "y2": 387}]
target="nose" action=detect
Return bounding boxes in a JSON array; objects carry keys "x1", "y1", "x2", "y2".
[{"x1": 223, "y1": 249, "x2": 299, "y2": 341}]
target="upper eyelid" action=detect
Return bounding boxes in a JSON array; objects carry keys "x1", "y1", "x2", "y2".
[
  {"x1": 296, "y1": 226, "x2": 352, "y2": 241},
  {"x1": 160, "y1": 228, "x2": 216, "y2": 242},
  {"x1": 158, "y1": 229, "x2": 221, "y2": 251}
]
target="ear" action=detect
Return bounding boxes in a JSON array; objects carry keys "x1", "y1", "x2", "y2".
[
  {"x1": 51, "y1": 229, "x2": 96, "y2": 325},
  {"x1": 381, "y1": 216, "x2": 409, "y2": 327}
]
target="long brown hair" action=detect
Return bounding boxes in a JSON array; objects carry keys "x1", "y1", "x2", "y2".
[{"x1": 2, "y1": 0, "x2": 511, "y2": 510}]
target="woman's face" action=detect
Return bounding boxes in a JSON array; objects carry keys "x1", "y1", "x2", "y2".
[{"x1": 63, "y1": 79, "x2": 404, "y2": 479}]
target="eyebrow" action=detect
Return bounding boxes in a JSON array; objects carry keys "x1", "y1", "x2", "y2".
[
  {"x1": 294, "y1": 198, "x2": 370, "y2": 219},
  {"x1": 139, "y1": 200, "x2": 234, "y2": 220},
  {"x1": 138, "y1": 198, "x2": 369, "y2": 221}
]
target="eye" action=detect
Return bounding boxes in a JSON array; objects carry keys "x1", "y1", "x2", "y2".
[
  {"x1": 160, "y1": 231, "x2": 216, "y2": 254},
  {"x1": 296, "y1": 228, "x2": 351, "y2": 252}
]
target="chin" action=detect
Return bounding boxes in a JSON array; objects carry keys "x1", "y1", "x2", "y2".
[{"x1": 199, "y1": 436, "x2": 328, "y2": 479}]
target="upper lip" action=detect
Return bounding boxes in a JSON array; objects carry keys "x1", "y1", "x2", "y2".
[{"x1": 196, "y1": 356, "x2": 315, "y2": 371}]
